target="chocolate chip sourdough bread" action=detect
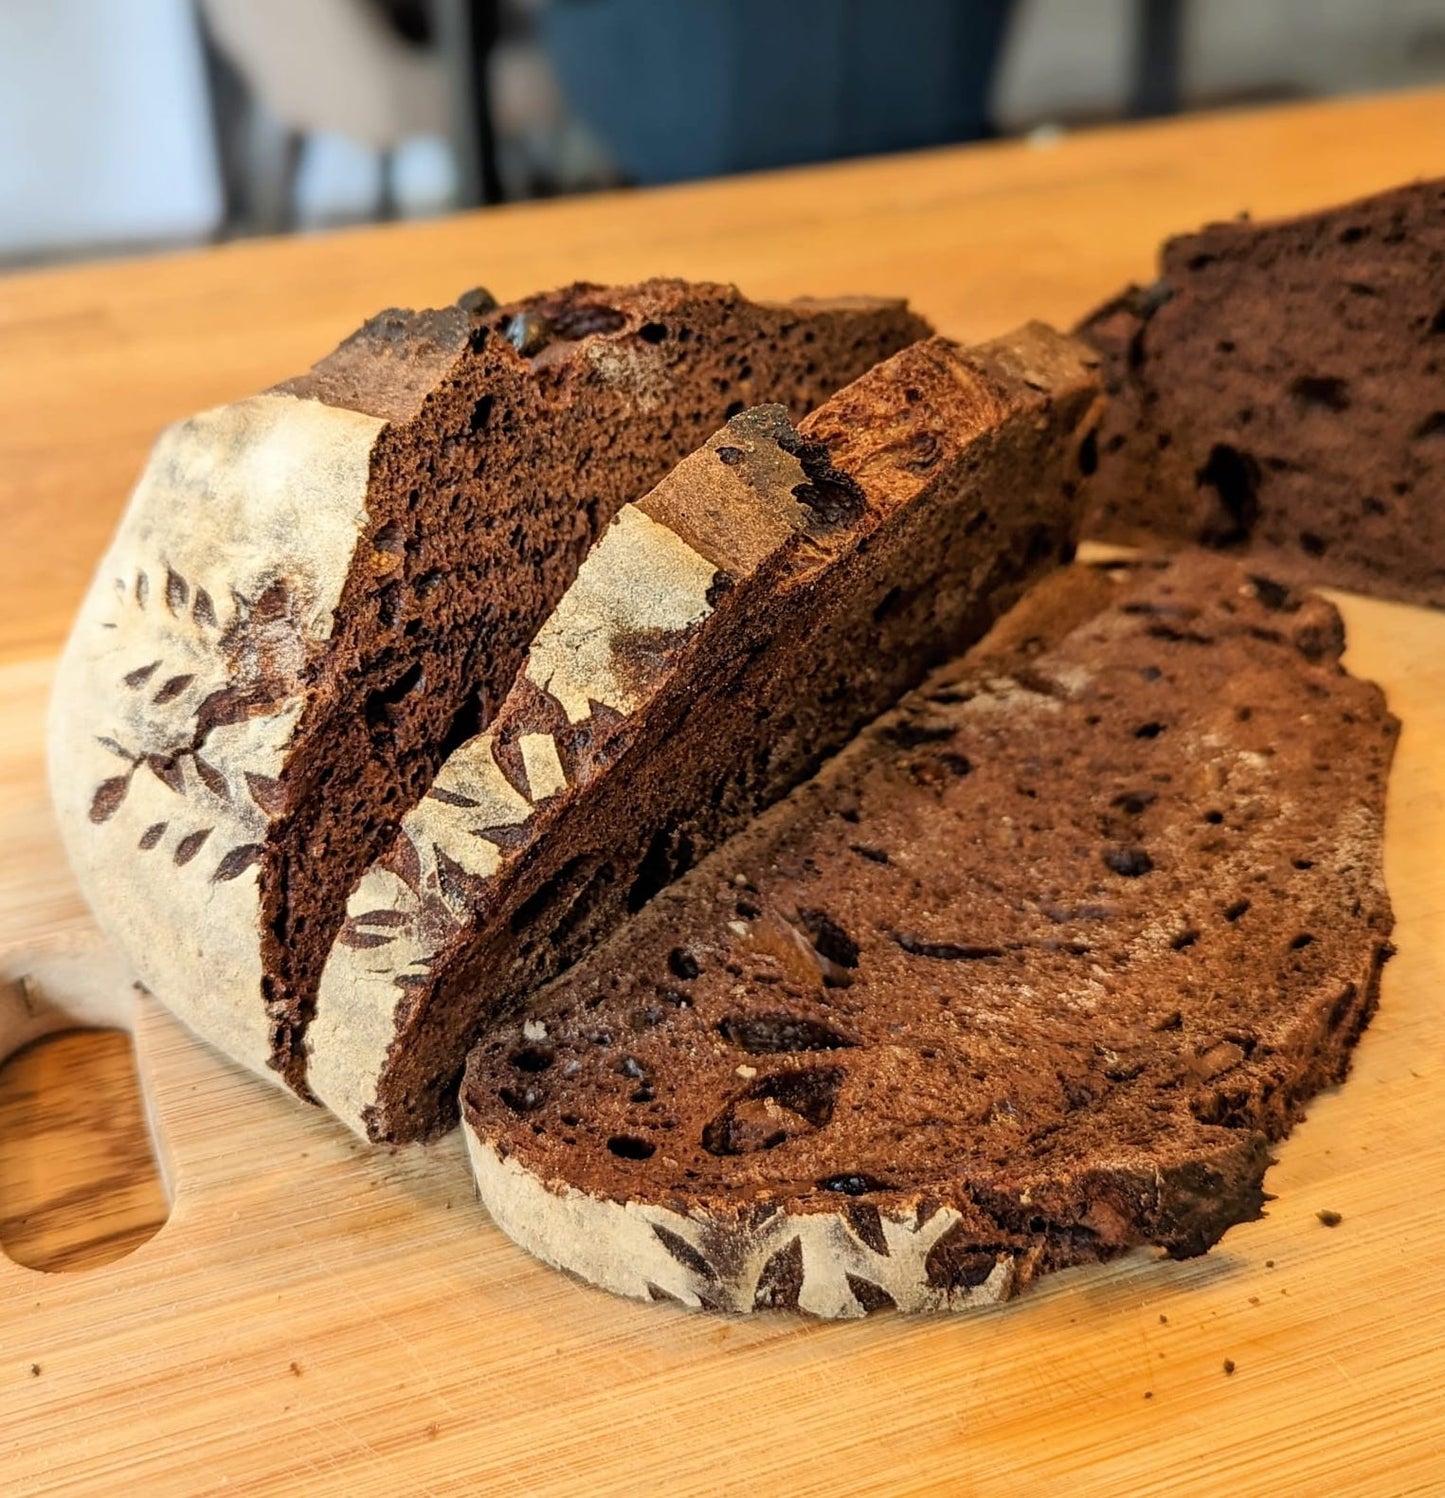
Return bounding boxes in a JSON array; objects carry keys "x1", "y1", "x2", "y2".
[
  {"x1": 1079, "y1": 179, "x2": 1445, "y2": 605},
  {"x1": 308, "y1": 325, "x2": 1103, "y2": 1142},
  {"x1": 49, "y1": 280, "x2": 928, "y2": 1093},
  {"x1": 462, "y1": 552, "x2": 1396, "y2": 1317}
]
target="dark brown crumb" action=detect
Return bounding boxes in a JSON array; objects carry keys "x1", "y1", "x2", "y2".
[
  {"x1": 1223, "y1": 1359, "x2": 1237, "y2": 1376},
  {"x1": 427, "y1": 1423, "x2": 440, "y2": 1440},
  {"x1": 289, "y1": 1360, "x2": 302, "y2": 1377},
  {"x1": 1317, "y1": 1209, "x2": 1344, "y2": 1228},
  {"x1": 1077, "y1": 180, "x2": 1445, "y2": 608},
  {"x1": 1265, "y1": 1259, "x2": 1275, "y2": 1268},
  {"x1": 29, "y1": 1364, "x2": 40, "y2": 1377},
  {"x1": 1143, "y1": 1391, "x2": 1154, "y2": 1400},
  {"x1": 463, "y1": 551, "x2": 1396, "y2": 1315}
]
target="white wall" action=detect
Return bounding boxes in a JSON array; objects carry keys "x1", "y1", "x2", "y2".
[{"x1": 0, "y1": 0, "x2": 220, "y2": 258}]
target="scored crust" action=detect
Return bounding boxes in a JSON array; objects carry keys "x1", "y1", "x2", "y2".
[
  {"x1": 1078, "y1": 179, "x2": 1445, "y2": 606},
  {"x1": 461, "y1": 553, "x2": 1396, "y2": 1317},
  {"x1": 48, "y1": 279, "x2": 929, "y2": 1093},
  {"x1": 306, "y1": 326, "x2": 1103, "y2": 1142}
]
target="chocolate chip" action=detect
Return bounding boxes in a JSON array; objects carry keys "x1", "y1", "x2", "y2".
[
  {"x1": 718, "y1": 1013, "x2": 853, "y2": 1054},
  {"x1": 506, "y1": 309, "x2": 551, "y2": 356},
  {"x1": 1103, "y1": 847, "x2": 1153, "y2": 877},
  {"x1": 457, "y1": 286, "x2": 498, "y2": 314},
  {"x1": 818, "y1": 1174, "x2": 892, "y2": 1196}
]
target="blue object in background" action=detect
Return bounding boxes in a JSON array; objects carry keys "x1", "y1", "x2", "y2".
[{"x1": 542, "y1": 0, "x2": 1015, "y2": 184}]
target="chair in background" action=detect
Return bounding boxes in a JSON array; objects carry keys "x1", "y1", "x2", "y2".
[
  {"x1": 1130, "y1": 0, "x2": 1184, "y2": 118},
  {"x1": 196, "y1": 0, "x2": 501, "y2": 233},
  {"x1": 538, "y1": 0, "x2": 1016, "y2": 186}
]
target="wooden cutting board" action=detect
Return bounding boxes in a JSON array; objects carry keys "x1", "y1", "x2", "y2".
[
  {"x1": 4, "y1": 90, "x2": 1445, "y2": 1496},
  {"x1": 4, "y1": 578, "x2": 1444, "y2": 1497}
]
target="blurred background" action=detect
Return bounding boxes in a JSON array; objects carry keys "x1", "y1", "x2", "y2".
[{"x1": 2, "y1": 0, "x2": 1443, "y2": 271}]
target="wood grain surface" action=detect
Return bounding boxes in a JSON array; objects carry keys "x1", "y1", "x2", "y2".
[{"x1": 2, "y1": 90, "x2": 1444, "y2": 1495}]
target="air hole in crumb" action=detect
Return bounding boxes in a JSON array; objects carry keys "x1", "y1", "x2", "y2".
[
  {"x1": 1134, "y1": 721, "x2": 1165, "y2": 739},
  {"x1": 1290, "y1": 933, "x2": 1315, "y2": 950},
  {"x1": 637, "y1": 321, "x2": 668, "y2": 344},
  {"x1": 1113, "y1": 791, "x2": 1156, "y2": 816},
  {"x1": 510, "y1": 1045, "x2": 555, "y2": 1073},
  {"x1": 1204, "y1": 810, "x2": 1225, "y2": 825},
  {"x1": 1293, "y1": 858, "x2": 1314, "y2": 870},
  {"x1": 850, "y1": 843, "x2": 889, "y2": 864},
  {"x1": 1289, "y1": 375, "x2": 1351, "y2": 412},
  {"x1": 606, "y1": 1135, "x2": 655, "y2": 1160},
  {"x1": 550, "y1": 303, "x2": 627, "y2": 339},
  {"x1": 667, "y1": 947, "x2": 700, "y2": 980},
  {"x1": 1224, "y1": 899, "x2": 1250, "y2": 921},
  {"x1": 1195, "y1": 443, "x2": 1261, "y2": 545},
  {"x1": 468, "y1": 394, "x2": 495, "y2": 433},
  {"x1": 1298, "y1": 531, "x2": 1329, "y2": 557},
  {"x1": 1172, "y1": 929, "x2": 1199, "y2": 950}
]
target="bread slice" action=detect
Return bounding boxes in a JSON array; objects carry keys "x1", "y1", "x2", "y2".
[
  {"x1": 1078, "y1": 179, "x2": 1445, "y2": 606},
  {"x1": 307, "y1": 326, "x2": 1103, "y2": 1141},
  {"x1": 48, "y1": 280, "x2": 927, "y2": 1093},
  {"x1": 461, "y1": 552, "x2": 1396, "y2": 1317}
]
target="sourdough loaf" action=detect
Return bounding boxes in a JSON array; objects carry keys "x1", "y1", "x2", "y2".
[
  {"x1": 1079, "y1": 179, "x2": 1445, "y2": 604},
  {"x1": 48, "y1": 280, "x2": 927, "y2": 1093},
  {"x1": 307, "y1": 326, "x2": 1102, "y2": 1141},
  {"x1": 462, "y1": 552, "x2": 1396, "y2": 1317}
]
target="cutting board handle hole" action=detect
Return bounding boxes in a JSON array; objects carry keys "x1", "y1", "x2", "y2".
[{"x1": 0, "y1": 1028, "x2": 170, "y2": 1273}]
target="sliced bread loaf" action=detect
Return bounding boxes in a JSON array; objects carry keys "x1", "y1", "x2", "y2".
[
  {"x1": 48, "y1": 280, "x2": 927, "y2": 1093},
  {"x1": 461, "y1": 552, "x2": 1396, "y2": 1317},
  {"x1": 1079, "y1": 179, "x2": 1445, "y2": 605},
  {"x1": 308, "y1": 326, "x2": 1103, "y2": 1141}
]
